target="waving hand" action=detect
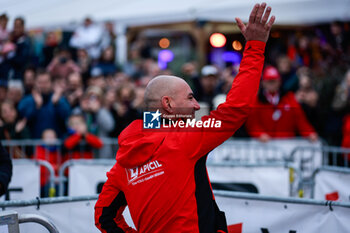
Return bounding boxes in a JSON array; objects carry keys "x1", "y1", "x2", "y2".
[{"x1": 235, "y1": 3, "x2": 275, "y2": 42}]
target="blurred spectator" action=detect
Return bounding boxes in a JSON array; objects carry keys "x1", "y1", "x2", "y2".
[
  {"x1": 287, "y1": 34, "x2": 312, "y2": 68},
  {"x1": 42, "y1": 31, "x2": 59, "y2": 67},
  {"x1": 132, "y1": 75, "x2": 152, "y2": 111},
  {"x1": 194, "y1": 65, "x2": 220, "y2": 110},
  {"x1": 329, "y1": 21, "x2": 349, "y2": 55},
  {"x1": 0, "y1": 100, "x2": 30, "y2": 140},
  {"x1": 69, "y1": 17, "x2": 105, "y2": 60},
  {"x1": 295, "y1": 67, "x2": 322, "y2": 132},
  {"x1": 91, "y1": 46, "x2": 117, "y2": 76},
  {"x1": 320, "y1": 69, "x2": 350, "y2": 146},
  {"x1": 181, "y1": 61, "x2": 199, "y2": 91},
  {"x1": 23, "y1": 66, "x2": 36, "y2": 95},
  {"x1": 87, "y1": 70, "x2": 107, "y2": 90},
  {"x1": 102, "y1": 21, "x2": 116, "y2": 49},
  {"x1": 0, "y1": 14, "x2": 9, "y2": 42},
  {"x1": 109, "y1": 84, "x2": 141, "y2": 138},
  {"x1": 104, "y1": 87, "x2": 116, "y2": 110},
  {"x1": 18, "y1": 71, "x2": 71, "y2": 138},
  {"x1": 36, "y1": 129, "x2": 60, "y2": 197},
  {"x1": 0, "y1": 84, "x2": 7, "y2": 104},
  {"x1": 76, "y1": 48, "x2": 91, "y2": 84},
  {"x1": 64, "y1": 114, "x2": 103, "y2": 159},
  {"x1": 332, "y1": 70, "x2": 350, "y2": 112},
  {"x1": 133, "y1": 87, "x2": 145, "y2": 111},
  {"x1": 47, "y1": 47, "x2": 80, "y2": 79},
  {"x1": 0, "y1": 100, "x2": 30, "y2": 158},
  {"x1": 245, "y1": 66, "x2": 318, "y2": 142},
  {"x1": 65, "y1": 72, "x2": 84, "y2": 108},
  {"x1": 6, "y1": 79, "x2": 24, "y2": 106},
  {"x1": 0, "y1": 13, "x2": 14, "y2": 82},
  {"x1": 72, "y1": 86, "x2": 114, "y2": 158},
  {"x1": 216, "y1": 66, "x2": 236, "y2": 95},
  {"x1": 0, "y1": 141, "x2": 12, "y2": 197},
  {"x1": 9, "y1": 17, "x2": 31, "y2": 80},
  {"x1": 142, "y1": 59, "x2": 161, "y2": 77},
  {"x1": 276, "y1": 55, "x2": 298, "y2": 93},
  {"x1": 124, "y1": 44, "x2": 143, "y2": 77}
]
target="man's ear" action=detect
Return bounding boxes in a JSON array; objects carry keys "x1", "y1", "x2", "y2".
[{"x1": 161, "y1": 96, "x2": 173, "y2": 114}]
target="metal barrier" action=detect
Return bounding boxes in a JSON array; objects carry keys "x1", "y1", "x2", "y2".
[
  {"x1": 6, "y1": 159, "x2": 55, "y2": 200},
  {"x1": 3, "y1": 138, "x2": 321, "y2": 163},
  {"x1": 0, "y1": 195, "x2": 98, "y2": 208},
  {"x1": 58, "y1": 159, "x2": 116, "y2": 196},
  {"x1": 2, "y1": 138, "x2": 344, "y2": 200},
  {"x1": 0, "y1": 196, "x2": 99, "y2": 233},
  {"x1": 1, "y1": 138, "x2": 118, "y2": 159},
  {"x1": 311, "y1": 166, "x2": 350, "y2": 201},
  {"x1": 322, "y1": 146, "x2": 350, "y2": 167},
  {"x1": 208, "y1": 139, "x2": 291, "y2": 164},
  {"x1": 291, "y1": 145, "x2": 350, "y2": 173},
  {"x1": 291, "y1": 146, "x2": 350, "y2": 198},
  {"x1": 1, "y1": 192, "x2": 350, "y2": 233},
  {"x1": 207, "y1": 161, "x2": 301, "y2": 197},
  {"x1": 213, "y1": 189, "x2": 350, "y2": 207},
  {"x1": 0, "y1": 211, "x2": 59, "y2": 233}
]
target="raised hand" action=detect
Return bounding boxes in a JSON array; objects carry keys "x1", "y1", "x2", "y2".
[
  {"x1": 15, "y1": 118, "x2": 27, "y2": 133},
  {"x1": 32, "y1": 89, "x2": 43, "y2": 109},
  {"x1": 235, "y1": 3, "x2": 275, "y2": 43},
  {"x1": 52, "y1": 83, "x2": 65, "y2": 104}
]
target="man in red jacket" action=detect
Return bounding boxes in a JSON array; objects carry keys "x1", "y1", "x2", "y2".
[
  {"x1": 245, "y1": 65, "x2": 318, "y2": 142},
  {"x1": 95, "y1": 3, "x2": 275, "y2": 233}
]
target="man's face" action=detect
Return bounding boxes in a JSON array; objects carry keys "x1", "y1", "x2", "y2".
[
  {"x1": 69, "y1": 116, "x2": 87, "y2": 134},
  {"x1": 36, "y1": 74, "x2": 52, "y2": 94},
  {"x1": 24, "y1": 70, "x2": 35, "y2": 86},
  {"x1": 277, "y1": 57, "x2": 291, "y2": 74},
  {"x1": 1, "y1": 103, "x2": 16, "y2": 123},
  {"x1": 262, "y1": 79, "x2": 281, "y2": 94},
  {"x1": 0, "y1": 18, "x2": 8, "y2": 29},
  {"x1": 200, "y1": 75, "x2": 217, "y2": 94},
  {"x1": 68, "y1": 73, "x2": 82, "y2": 90},
  {"x1": 13, "y1": 19, "x2": 24, "y2": 37},
  {"x1": 7, "y1": 88, "x2": 23, "y2": 104},
  {"x1": 170, "y1": 82, "x2": 200, "y2": 118}
]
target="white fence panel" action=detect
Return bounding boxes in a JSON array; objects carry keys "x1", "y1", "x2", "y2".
[
  {"x1": 314, "y1": 167, "x2": 350, "y2": 202},
  {"x1": 216, "y1": 192, "x2": 350, "y2": 233},
  {"x1": 1, "y1": 160, "x2": 40, "y2": 201},
  {"x1": 67, "y1": 160, "x2": 115, "y2": 196},
  {"x1": 207, "y1": 164, "x2": 292, "y2": 197}
]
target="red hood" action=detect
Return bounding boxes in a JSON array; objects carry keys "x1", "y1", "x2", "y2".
[{"x1": 116, "y1": 120, "x2": 166, "y2": 169}]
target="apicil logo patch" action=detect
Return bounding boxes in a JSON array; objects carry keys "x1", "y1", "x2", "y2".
[
  {"x1": 126, "y1": 160, "x2": 165, "y2": 185},
  {"x1": 143, "y1": 110, "x2": 161, "y2": 129}
]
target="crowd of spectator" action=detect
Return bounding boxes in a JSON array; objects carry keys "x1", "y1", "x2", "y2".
[{"x1": 0, "y1": 13, "x2": 350, "y2": 156}]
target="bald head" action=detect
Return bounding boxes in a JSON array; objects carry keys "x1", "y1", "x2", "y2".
[{"x1": 144, "y1": 75, "x2": 188, "y2": 109}]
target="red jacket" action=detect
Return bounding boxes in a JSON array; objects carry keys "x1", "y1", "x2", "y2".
[
  {"x1": 63, "y1": 133, "x2": 103, "y2": 160},
  {"x1": 245, "y1": 91, "x2": 316, "y2": 138},
  {"x1": 341, "y1": 114, "x2": 350, "y2": 160},
  {"x1": 94, "y1": 40, "x2": 266, "y2": 233},
  {"x1": 36, "y1": 145, "x2": 60, "y2": 186}
]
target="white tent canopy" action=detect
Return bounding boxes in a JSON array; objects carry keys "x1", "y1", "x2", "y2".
[{"x1": 2, "y1": 0, "x2": 350, "y2": 29}]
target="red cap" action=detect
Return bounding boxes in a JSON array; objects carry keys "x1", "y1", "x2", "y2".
[{"x1": 262, "y1": 66, "x2": 281, "y2": 81}]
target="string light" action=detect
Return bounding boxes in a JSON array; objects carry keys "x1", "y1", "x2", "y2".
[
  {"x1": 159, "y1": 38, "x2": 170, "y2": 49},
  {"x1": 232, "y1": 40, "x2": 243, "y2": 51},
  {"x1": 210, "y1": 33, "x2": 226, "y2": 48}
]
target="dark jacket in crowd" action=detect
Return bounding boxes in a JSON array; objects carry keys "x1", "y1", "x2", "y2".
[
  {"x1": 9, "y1": 34, "x2": 31, "y2": 80},
  {"x1": 0, "y1": 142, "x2": 12, "y2": 196},
  {"x1": 18, "y1": 93, "x2": 71, "y2": 138}
]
